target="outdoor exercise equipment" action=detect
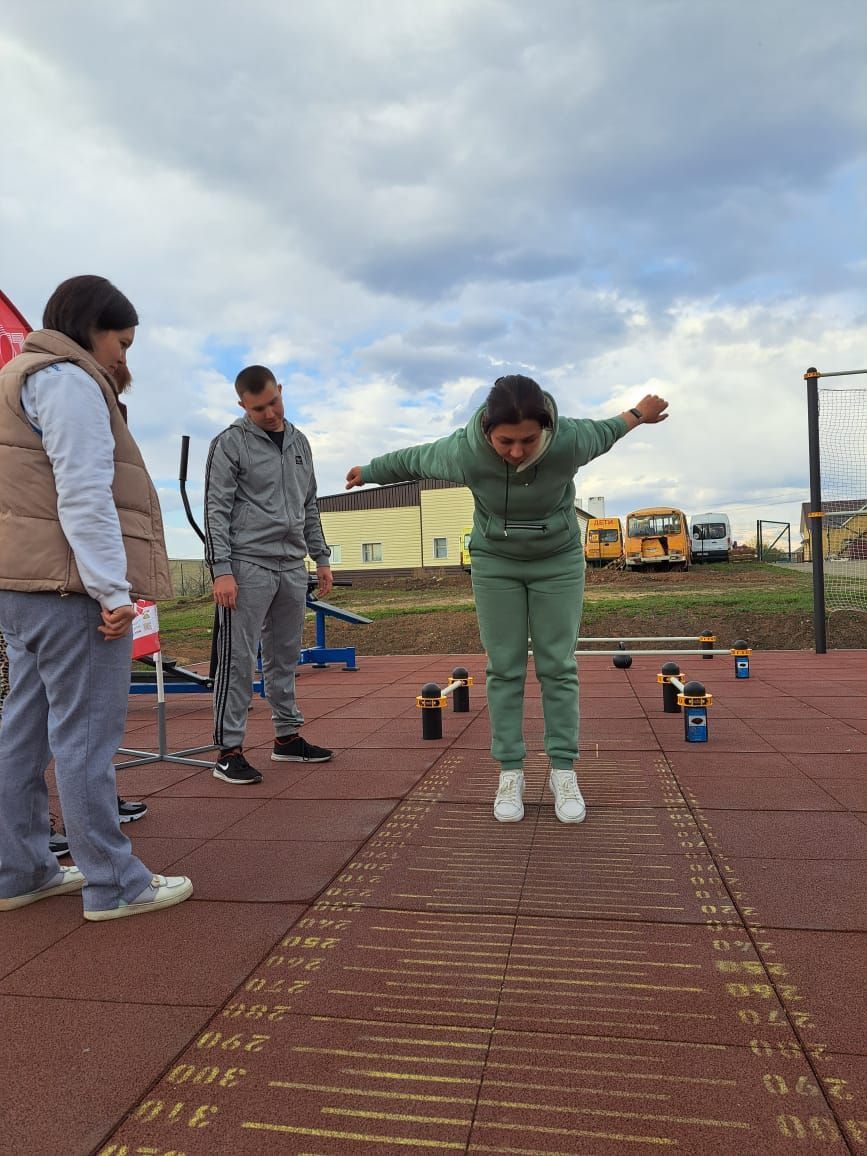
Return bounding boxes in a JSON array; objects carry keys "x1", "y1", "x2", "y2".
[
  {"x1": 299, "y1": 582, "x2": 372, "y2": 671},
  {"x1": 613, "y1": 642, "x2": 633, "y2": 669},
  {"x1": 416, "y1": 667, "x2": 473, "y2": 739},
  {"x1": 572, "y1": 633, "x2": 751, "y2": 679},
  {"x1": 578, "y1": 633, "x2": 717, "y2": 662}
]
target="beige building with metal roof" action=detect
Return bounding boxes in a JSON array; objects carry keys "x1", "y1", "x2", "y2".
[{"x1": 315, "y1": 481, "x2": 592, "y2": 578}]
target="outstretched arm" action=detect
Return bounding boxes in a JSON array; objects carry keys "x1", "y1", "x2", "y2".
[
  {"x1": 569, "y1": 393, "x2": 670, "y2": 469},
  {"x1": 620, "y1": 393, "x2": 669, "y2": 430},
  {"x1": 345, "y1": 430, "x2": 466, "y2": 489}
]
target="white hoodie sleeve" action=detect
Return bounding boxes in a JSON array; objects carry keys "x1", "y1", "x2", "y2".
[{"x1": 21, "y1": 363, "x2": 132, "y2": 610}]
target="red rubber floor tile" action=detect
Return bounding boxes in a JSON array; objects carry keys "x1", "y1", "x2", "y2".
[
  {"x1": 101, "y1": 1014, "x2": 489, "y2": 1155},
  {"x1": 416, "y1": 749, "x2": 681, "y2": 809},
  {"x1": 752, "y1": 929, "x2": 867, "y2": 1055},
  {"x1": 676, "y1": 775, "x2": 842, "y2": 811},
  {"x1": 520, "y1": 813, "x2": 734, "y2": 926},
  {"x1": 123, "y1": 834, "x2": 211, "y2": 870},
  {"x1": 695, "y1": 809, "x2": 867, "y2": 859},
  {"x1": 722, "y1": 699, "x2": 831, "y2": 718},
  {"x1": 0, "y1": 898, "x2": 84, "y2": 981},
  {"x1": 218, "y1": 798, "x2": 396, "y2": 842},
  {"x1": 122, "y1": 795, "x2": 266, "y2": 839},
  {"x1": 0, "y1": 995, "x2": 212, "y2": 1156},
  {"x1": 292, "y1": 716, "x2": 399, "y2": 745},
  {"x1": 761, "y1": 727, "x2": 867, "y2": 753},
  {"x1": 775, "y1": 679, "x2": 867, "y2": 698},
  {"x1": 411, "y1": 748, "x2": 546, "y2": 804},
  {"x1": 799, "y1": 696, "x2": 867, "y2": 719},
  {"x1": 470, "y1": 1030, "x2": 847, "y2": 1153},
  {"x1": 533, "y1": 804, "x2": 711, "y2": 856},
  {"x1": 724, "y1": 857, "x2": 867, "y2": 931},
  {"x1": 804, "y1": 776, "x2": 867, "y2": 810},
  {"x1": 575, "y1": 698, "x2": 648, "y2": 718},
  {"x1": 666, "y1": 751, "x2": 803, "y2": 777},
  {"x1": 355, "y1": 714, "x2": 477, "y2": 747},
  {"x1": 168, "y1": 838, "x2": 360, "y2": 902},
  {"x1": 277, "y1": 768, "x2": 428, "y2": 798},
  {"x1": 496, "y1": 916, "x2": 796, "y2": 1047},
  {"x1": 317, "y1": 800, "x2": 536, "y2": 915},
  {"x1": 652, "y1": 718, "x2": 777, "y2": 753},
  {"x1": 788, "y1": 752, "x2": 867, "y2": 778},
  {"x1": 573, "y1": 755, "x2": 708, "y2": 809},
  {"x1": 0, "y1": 902, "x2": 300, "y2": 1005},
  {"x1": 816, "y1": 1054, "x2": 867, "y2": 1149},
  {"x1": 578, "y1": 719, "x2": 664, "y2": 751},
  {"x1": 318, "y1": 745, "x2": 441, "y2": 774},
  {"x1": 113, "y1": 762, "x2": 209, "y2": 795},
  {"x1": 153, "y1": 763, "x2": 313, "y2": 798},
  {"x1": 274, "y1": 905, "x2": 514, "y2": 1028}
]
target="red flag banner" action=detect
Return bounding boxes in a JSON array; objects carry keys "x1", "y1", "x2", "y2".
[{"x1": 0, "y1": 290, "x2": 31, "y2": 368}]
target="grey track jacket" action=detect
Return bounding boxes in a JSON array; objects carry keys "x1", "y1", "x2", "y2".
[{"x1": 204, "y1": 416, "x2": 330, "y2": 578}]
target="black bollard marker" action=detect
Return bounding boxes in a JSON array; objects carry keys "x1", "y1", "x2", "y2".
[
  {"x1": 417, "y1": 682, "x2": 445, "y2": 740},
  {"x1": 449, "y1": 667, "x2": 472, "y2": 712},
  {"x1": 658, "y1": 661, "x2": 682, "y2": 713},
  {"x1": 699, "y1": 632, "x2": 716, "y2": 660}
]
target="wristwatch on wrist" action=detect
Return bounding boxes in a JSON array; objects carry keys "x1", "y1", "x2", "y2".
[{"x1": 629, "y1": 407, "x2": 644, "y2": 423}]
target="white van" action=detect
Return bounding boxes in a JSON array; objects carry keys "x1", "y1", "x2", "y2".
[{"x1": 690, "y1": 513, "x2": 731, "y2": 563}]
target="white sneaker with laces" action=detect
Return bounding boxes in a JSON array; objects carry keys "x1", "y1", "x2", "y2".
[
  {"x1": 547, "y1": 768, "x2": 586, "y2": 824},
  {"x1": 493, "y1": 771, "x2": 525, "y2": 823},
  {"x1": 0, "y1": 866, "x2": 86, "y2": 911},
  {"x1": 84, "y1": 874, "x2": 193, "y2": 921}
]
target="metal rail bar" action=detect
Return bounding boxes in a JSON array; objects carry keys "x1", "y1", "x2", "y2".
[
  {"x1": 578, "y1": 635, "x2": 708, "y2": 642},
  {"x1": 570, "y1": 648, "x2": 737, "y2": 657}
]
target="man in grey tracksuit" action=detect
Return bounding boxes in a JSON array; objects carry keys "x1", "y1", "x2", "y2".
[{"x1": 204, "y1": 364, "x2": 334, "y2": 784}]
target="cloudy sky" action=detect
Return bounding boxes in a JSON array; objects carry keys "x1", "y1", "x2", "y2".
[{"x1": 3, "y1": 0, "x2": 864, "y2": 556}]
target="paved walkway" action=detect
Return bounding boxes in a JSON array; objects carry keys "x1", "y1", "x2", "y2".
[{"x1": 1, "y1": 650, "x2": 866, "y2": 1154}]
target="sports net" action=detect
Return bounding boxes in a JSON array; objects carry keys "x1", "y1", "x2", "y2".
[{"x1": 818, "y1": 387, "x2": 867, "y2": 613}]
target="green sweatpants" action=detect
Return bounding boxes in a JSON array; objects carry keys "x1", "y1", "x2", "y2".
[{"x1": 471, "y1": 545, "x2": 585, "y2": 771}]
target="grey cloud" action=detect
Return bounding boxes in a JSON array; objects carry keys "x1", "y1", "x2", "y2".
[{"x1": 5, "y1": 0, "x2": 863, "y2": 311}]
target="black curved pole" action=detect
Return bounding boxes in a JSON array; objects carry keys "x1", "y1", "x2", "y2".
[
  {"x1": 179, "y1": 435, "x2": 206, "y2": 546},
  {"x1": 179, "y1": 435, "x2": 219, "y2": 679}
]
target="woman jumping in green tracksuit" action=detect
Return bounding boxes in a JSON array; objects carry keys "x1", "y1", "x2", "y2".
[{"x1": 346, "y1": 374, "x2": 668, "y2": 825}]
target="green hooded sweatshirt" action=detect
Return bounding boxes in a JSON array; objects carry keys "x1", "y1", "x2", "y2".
[{"x1": 361, "y1": 395, "x2": 628, "y2": 563}]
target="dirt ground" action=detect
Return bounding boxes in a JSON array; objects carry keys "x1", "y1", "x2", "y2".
[{"x1": 304, "y1": 564, "x2": 867, "y2": 656}]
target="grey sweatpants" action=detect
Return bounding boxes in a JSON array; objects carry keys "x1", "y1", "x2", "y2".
[
  {"x1": 213, "y1": 559, "x2": 308, "y2": 750},
  {"x1": 0, "y1": 591, "x2": 154, "y2": 912}
]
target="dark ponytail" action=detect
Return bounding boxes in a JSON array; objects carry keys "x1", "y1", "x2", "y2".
[{"x1": 481, "y1": 374, "x2": 552, "y2": 434}]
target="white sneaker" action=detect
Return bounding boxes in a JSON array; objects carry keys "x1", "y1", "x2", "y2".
[
  {"x1": 0, "y1": 866, "x2": 86, "y2": 911},
  {"x1": 84, "y1": 875, "x2": 193, "y2": 921},
  {"x1": 494, "y1": 771, "x2": 525, "y2": 823},
  {"x1": 548, "y1": 768, "x2": 586, "y2": 824}
]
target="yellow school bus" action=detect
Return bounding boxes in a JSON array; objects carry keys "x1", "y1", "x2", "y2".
[
  {"x1": 624, "y1": 507, "x2": 691, "y2": 570},
  {"x1": 585, "y1": 517, "x2": 624, "y2": 566}
]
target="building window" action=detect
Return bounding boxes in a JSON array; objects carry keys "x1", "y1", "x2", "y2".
[
  {"x1": 433, "y1": 537, "x2": 448, "y2": 559},
  {"x1": 362, "y1": 542, "x2": 383, "y2": 563},
  {"x1": 329, "y1": 544, "x2": 342, "y2": 564}
]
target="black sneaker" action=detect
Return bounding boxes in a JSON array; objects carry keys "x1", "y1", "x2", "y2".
[
  {"x1": 272, "y1": 734, "x2": 333, "y2": 763},
  {"x1": 117, "y1": 796, "x2": 148, "y2": 823},
  {"x1": 49, "y1": 817, "x2": 70, "y2": 859},
  {"x1": 213, "y1": 749, "x2": 263, "y2": 784}
]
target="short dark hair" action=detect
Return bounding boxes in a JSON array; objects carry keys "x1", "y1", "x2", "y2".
[
  {"x1": 42, "y1": 275, "x2": 138, "y2": 351},
  {"x1": 482, "y1": 374, "x2": 552, "y2": 433},
  {"x1": 235, "y1": 365, "x2": 277, "y2": 400}
]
